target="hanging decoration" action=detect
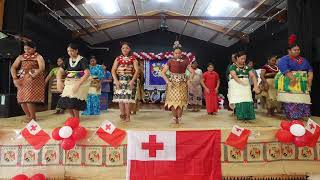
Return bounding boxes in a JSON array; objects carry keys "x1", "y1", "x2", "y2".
[{"x1": 133, "y1": 51, "x2": 196, "y2": 62}]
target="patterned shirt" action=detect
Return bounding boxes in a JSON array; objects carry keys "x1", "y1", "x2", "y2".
[{"x1": 278, "y1": 55, "x2": 313, "y2": 74}]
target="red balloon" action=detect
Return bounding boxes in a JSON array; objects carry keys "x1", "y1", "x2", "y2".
[
  {"x1": 52, "y1": 127, "x2": 63, "y2": 140},
  {"x1": 292, "y1": 120, "x2": 304, "y2": 126},
  {"x1": 71, "y1": 126, "x2": 87, "y2": 141},
  {"x1": 294, "y1": 134, "x2": 312, "y2": 147},
  {"x1": 276, "y1": 129, "x2": 294, "y2": 143},
  {"x1": 64, "y1": 117, "x2": 79, "y2": 129},
  {"x1": 12, "y1": 174, "x2": 28, "y2": 180},
  {"x1": 30, "y1": 174, "x2": 46, "y2": 180},
  {"x1": 280, "y1": 121, "x2": 292, "y2": 131},
  {"x1": 61, "y1": 138, "x2": 76, "y2": 150}
]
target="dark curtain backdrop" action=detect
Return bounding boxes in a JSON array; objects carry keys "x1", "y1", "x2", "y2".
[{"x1": 287, "y1": 0, "x2": 312, "y2": 60}]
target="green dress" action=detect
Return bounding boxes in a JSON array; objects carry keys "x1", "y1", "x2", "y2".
[{"x1": 228, "y1": 64, "x2": 255, "y2": 120}]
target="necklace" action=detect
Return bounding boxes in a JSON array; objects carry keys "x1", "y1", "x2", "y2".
[
  {"x1": 266, "y1": 64, "x2": 279, "y2": 72},
  {"x1": 289, "y1": 55, "x2": 303, "y2": 65},
  {"x1": 22, "y1": 52, "x2": 38, "y2": 60},
  {"x1": 118, "y1": 55, "x2": 135, "y2": 64},
  {"x1": 69, "y1": 55, "x2": 82, "y2": 68},
  {"x1": 175, "y1": 58, "x2": 184, "y2": 62},
  {"x1": 235, "y1": 63, "x2": 247, "y2": 72}
]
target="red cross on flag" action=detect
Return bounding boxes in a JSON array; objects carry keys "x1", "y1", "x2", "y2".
[
  {"x1": 96, "y1": 120, "x2": 126, "y2": 147},
  {"x1": 21, "y1": 120, "x2": 50, "y2": 150},
  {"x1": 225, "y1": 125, "x2": 251, "y2": 150},
  {"x1": 126, "y1": 130, "x2": 221, "y2": 180},
  {"x1": 305, "y1": 118, "x2": 320, "y2": 147}
]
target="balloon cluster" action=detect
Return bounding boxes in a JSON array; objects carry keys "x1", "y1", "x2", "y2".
[
  {"x1": 52, "y1": 117, "x2": 87, "y2": 150},
  {"x1": 276, "y1": 120, "x2": 311, "y2": 147},
  {"x1": 12, "y1": 173, "x2": 45, "y2": 180}
]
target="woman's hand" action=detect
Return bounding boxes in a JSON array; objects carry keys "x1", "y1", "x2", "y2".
[
  {"x1": 204, "y1": 87, "x2": 210, "y2": 94},
  {"x1": 264, "y1": 82, "x2": 269, "y2": 91},
  {"x1": 129, "y1": 80, "x2": 135, "y2": 90},
  {"x1": 307, "y1": 81, "x2": 312, "y2": 90},
  {"x1": 57, "y1": 81, "x2": 64, "y2": 92},
  {"x1": 253, "y1": 86, "x2": 260, "y2": 94},
  {"x1": 290, "y1": 77, "x2": 297, "y2": 87},
  {"x1": 114, "y1": 80, "x2": 120, "y2": 90},
  {"x1": 13, "y1": 79, "x2": 22, "y2": 89}
]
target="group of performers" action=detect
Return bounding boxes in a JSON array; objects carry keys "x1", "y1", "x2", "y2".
[{"x1": 10, "y1": 35, "x2": 313, "y2": 124}]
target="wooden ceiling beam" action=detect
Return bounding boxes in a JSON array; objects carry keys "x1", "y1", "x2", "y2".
[
  {"x1": 72, "y1": 10, "x2": 245, "y2": 39},
  {"x1": 73, "y1": 11, "x2": 160, "y2": 37}
]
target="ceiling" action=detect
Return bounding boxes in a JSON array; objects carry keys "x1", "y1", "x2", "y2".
[{"x1": 35, "y1": 0, "x2": 287, "y2": 47}]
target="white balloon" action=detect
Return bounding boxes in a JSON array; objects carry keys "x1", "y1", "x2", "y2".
[
  {"x1": 59, "y1": 126, "x2": 73, "y2": 138},
  {"x1": 290, "y1": 124, "x2": 306, "y2": 137}
]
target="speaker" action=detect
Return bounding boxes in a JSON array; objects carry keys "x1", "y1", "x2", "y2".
[
  {"x1": 0, "y1": 58, "x2": 16, "y2": 94},
  {"x1": 0, "y1": 39, "x2": 22, "y2": 58},
  {"x1": 0, "y1": 94, "x2": 24, "y2": 118}
]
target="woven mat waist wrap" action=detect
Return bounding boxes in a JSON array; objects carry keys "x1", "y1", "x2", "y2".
[
  {"x1": 227, "y1": 79, "x2": 252, "y2": 105},
  {"x1": 275, "y1": 71, "x2": 309, "y2": 93},
  {"x1": 169, "y1": 73, "x2": 187, "y2": 82}
]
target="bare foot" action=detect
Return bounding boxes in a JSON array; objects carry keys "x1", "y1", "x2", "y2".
[
  {"x1": 171, "y1": 117, "x2": 177, "y2": 124},
  {"x1": 124, "y1": 115, "x2": 131, "y2": 122},
  {"x1": 22, "y1": 116, "x2": 32, "y2": 123},
  {"x1": 120, "y1": 114, "x2": 126, "y2": 121}
]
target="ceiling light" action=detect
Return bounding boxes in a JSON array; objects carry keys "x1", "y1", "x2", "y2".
[
  {"x1": 157, "y1": 0, "x2": 171, "y2": 2},
  {"x1": 206, "y1": 0, "x2": 239, "y2": 16},
  {"x1": 86, "y1": 0, "x2": 118, "y2": 14}
]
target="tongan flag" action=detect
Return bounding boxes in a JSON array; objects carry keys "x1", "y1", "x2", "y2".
[
  {"x1": 126, "y1": 130, "x2": 221, "y2": 180},
  {"x1": 96, "y1": 120, "x2": 126, "y2": 147},
  {"x1": 225, "y1": 125, "x2": 251, "y2": 150},
  {"x1": 21, "y1": 120, "x2": 50, "y2": 150},
  {"x1": 305, "y1": 118, "x2": 320, "y2": 147}
]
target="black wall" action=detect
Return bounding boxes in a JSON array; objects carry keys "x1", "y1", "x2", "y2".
[
  {"x1": 229, "y1": 21, "x2": 288, "y2": 68},
  {"x1": 23, "y1": 2, "x2": 89, "y2": 65},
  {"x1": 92, "y1": 29, "x2": 231, "y2": 94}
]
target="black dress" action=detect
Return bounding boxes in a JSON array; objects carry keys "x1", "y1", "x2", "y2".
[{"x1": 57, "y1": 56, "x2": 90, "y2": 110}]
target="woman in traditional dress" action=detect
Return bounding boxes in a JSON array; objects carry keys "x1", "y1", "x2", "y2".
[
  {"x1": 201, "y1": 63, "x2": 220, "y2": 115},
  {"x1": 82, "y1": 56, "x2": 105, "y2": 115},
  {"x1": 275, "y1": 35, "x2": 313, "y2": 120},
  {"x1": 45, "y1": 57, "x2": 65, "y2": 114},
  {"x1": 260, "y1": 55, "x2": 281, "y2": 116},
  {"x1": 188, "y1": 61, "x2": 203, "y2": 112},
  {"x1": 57, "y1": 43, "x2": 90, "y2": 118},
  {"x1": 10, "y1": 41, "x2": 45, "y2": 122},
  {"x1": 111, "y1": 42, "x2": 139, "y2": 122},
  {"x1": 161, "y1": 41, "x2": 194, "y2": 124},
  {"x1": 100, "y1": 64, "x2": 112, "y2": 111},
  {"x1": 228, "y1": 51, "x2": 260, "y2": 121}
]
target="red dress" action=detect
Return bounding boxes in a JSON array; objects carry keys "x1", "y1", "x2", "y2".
[
  {"x1": 203, "y1": 71, "x2": 219, "y2": 113},
  {"x1": 17, "y1": 53, "x2": 45, "y2": 103}
]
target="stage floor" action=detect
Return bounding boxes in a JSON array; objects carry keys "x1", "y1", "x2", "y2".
[
  {"x1": 1, "y1": 108, "x2": 320, "y2": 131},
  {"x1": 1, "y1": 109, "x2": 320, "y2": 179}
]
